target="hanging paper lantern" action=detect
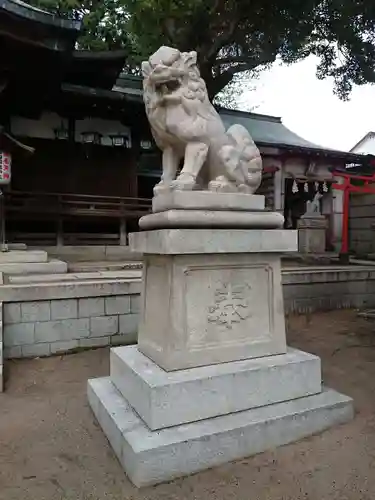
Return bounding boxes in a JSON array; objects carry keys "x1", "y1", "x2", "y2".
[
  {"x1": 292, "y1": 180, "x2": 298, "y2": 193},
  {"x1": 0, "y1": 151, "x2": 11, "y2": 185}
]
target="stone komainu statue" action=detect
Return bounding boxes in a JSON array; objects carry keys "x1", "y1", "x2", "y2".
[{"x1": 142, "y1": 46, "x2": 263, "y2": 195}]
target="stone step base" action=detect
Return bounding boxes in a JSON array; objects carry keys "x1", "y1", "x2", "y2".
[
  {"x1": 1, "y1": 259, "x2": 67, "y2": 277},
  {"x1": 0, "y1": 250, "x2": 48, "y2": 264},
  {"x1": 68, "y1": 261, "x2": 142, "y2": 273},
  {"x1": 7, "y1": 269, "x2": 141, "y2": 284},
  {"x1": 110, "y1": 345, "x2": 322, "y2": 430},
  {"x1": 87, "y1": 377, "x2": 353, "y2": 488}
]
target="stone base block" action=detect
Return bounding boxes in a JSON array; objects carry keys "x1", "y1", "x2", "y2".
[
  {"x1": 0, "y1": 259, "x2": 67, "y2": 275},
  {"x1": 130, "y1": 229, "x2": 297, "y2": 254},
  {"x1": 152, "y1": 191, "x2": 265, "y2": 213},
  {"x1": 139, "y1": 210, "x2": 284, "y2": 230},
  {"x1": 87, "y1": 377, "x2": 353, "y2": 488},
  {"x1": 0, "y1": 250, "x2": 47, "y2": 263},
  {"x1": 111, "y1": 345, "x2": 322, "y2": 430},
  {"x1": 137, "y1": 251, "x2": 288, "y2": 371}
]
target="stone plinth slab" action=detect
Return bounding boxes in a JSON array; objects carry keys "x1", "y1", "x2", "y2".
[
  {"x1": 88, "y1": 377, "x2": 354, "y2": 488},
  {"x1": 298, "y1": 216, "x2": 328, "y2": 254},
  {"x1": 153, "y1": 191, "x2": 265, "y2": 213},
  {"x1": 137, "y1": 252, "x2": 287, "y2": 371},
  {"x1": 130, "y1": 229, "x2": 297, "y2": 255},
  {"x1": 0, "y1": 250, "x2": 48, "y2": 263},
  {"x1": 298, "y1": 216, "x2": 328, "y2": 229},
  {"x1": 0, "y1": 259, "x2": 67, "y2": 275},
  {"x1": 111, "y1": 345, "x2": 322, "y2": 430},
  {"x1": 139, "y1": 210, "x2": 284, "y2": 230}
]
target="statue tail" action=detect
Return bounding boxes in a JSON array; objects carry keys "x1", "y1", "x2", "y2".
[{"x1": 225, "y1": 124, "x2": 262, "y2": 192}]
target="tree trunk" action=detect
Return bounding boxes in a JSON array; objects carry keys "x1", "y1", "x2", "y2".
[{"x1": 200, "y1": 64, "x2": 234, "y2": 101}]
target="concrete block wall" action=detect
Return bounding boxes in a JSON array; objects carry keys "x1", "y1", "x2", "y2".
[
  {"x1": 1, "y1": 279, "x2": 141, "y2": 360},
  {"x1": 3, "y1": 295, "x2": 140, "y2": 359},
  {"x1": 2, "y1": 266, "x2": 375, "y2": 363},
  {"x1": 0, "y1": 303, "x2": 3, "y2": 392},
  {"x1": 349, "y1": 193, "x2": 375, "y2": 255},
  {"x1": 283, "y1": 266, "x2": 375, "y2": 314}
]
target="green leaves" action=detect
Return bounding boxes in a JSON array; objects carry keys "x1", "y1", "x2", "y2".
[{"x1": 24, "y1": 0, "x2": 375, "y2": 101}]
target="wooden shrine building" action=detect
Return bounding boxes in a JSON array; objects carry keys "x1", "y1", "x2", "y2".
[{"x1": 0, "y1": 0, "x2": 371, "y2": 251}]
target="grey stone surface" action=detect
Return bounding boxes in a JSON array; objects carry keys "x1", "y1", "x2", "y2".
[
  {"x1": 105, "y1": 296, "x2": 131, "y2": 316},
  {"x1": 34, "y1": 319, "x2": 90, "y2": 343},
  {"x1": 119, "y1": 314, "x2": 139, "y2": 335},
  {"x1": 88, "y1": 377, "x2": 353, "y2": 487},
  {"x1": 4, "y1": 345, "x2": 22, "y2": 358},
  {"x1": 111, "y1": 346, "x2": 322, "y2": 430},
  {"x1": 90, "y1": 316, "x2": 119, "y2": 336},
  {"x1": 130, "y1": 229, "x2": 297, "y2": 255},
  {"x1": 49, "y1": 340, "x2": 79, "y2": 354},
  {"x1": 139, "y1": 210, "x2": 284, "y2": 230},
  {"x1": 138, "y1": 252, "x2": 287, "y2": 371},
  {"x1": 153, "y1": 191, "x2": 265, "y2": 213},
  {"x1": 110, "y1": 333, "x2": 137, "y2": 346},
  {"x1": 130, "y1": 295, "x2": 141, "y2": 314},
  {"x1": 79, "y1": 336, "x2": 111, "y2": 348},
  {"x1": 0, "y1": 280, "x2": 140, "y2": 303},
  {"x1": 4, "y1": 303, "x2": 21, "y2": 324},
  {"x1": 298, "y1": 216, "x2": 328, "y2": 254},
  {"x1": 0, "y1": 260, "x2": 67, "y2": 275},
  {"x1": 78, "y1": 298, "x2": 105, "y2": 318},
  {"x1": 21, "y1": 343, "x2": 51, "y2": 358},
  {"x1": 21, "y1": 301, "x2": 51, "y2": 323},
  {"x1": 50, "y1": 299, "x2": 78, "y2": 320},
  {"x1": 0, "y1": 250, "x2": 48, "y2": 263},
  {"x1": 4, "y1": 323, "x2": 35, "y2": 346},
  {"x1": 0, "y1": 302, "x2": 3, "y2": 392}
]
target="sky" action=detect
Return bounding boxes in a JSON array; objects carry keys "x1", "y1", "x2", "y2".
[{"x1": 238, "y1": 55, "x2": 375, "y2": 152}]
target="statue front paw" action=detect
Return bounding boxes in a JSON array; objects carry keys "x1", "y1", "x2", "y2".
[
  {"x1": 153, "y1": 181, "x2": 173, "y2": 196},
  {"x1": 170, "y1": 173, "x2": 196, "y2": 191},
  {"x1": 208, "y1": 177, "x2": 237, "y2": 193}
]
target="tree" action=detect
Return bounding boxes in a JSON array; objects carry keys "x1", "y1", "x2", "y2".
[
  {"x1": 27, "y1": 0, "x2": 375, "y2": 100},
  {"x1": 214, "y1": 71, "x2": 260, "y2": 111}
]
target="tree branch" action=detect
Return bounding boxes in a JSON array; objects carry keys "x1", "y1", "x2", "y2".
[{"x1": 213, "y1": 52, "x2": 275, "y2": 67}]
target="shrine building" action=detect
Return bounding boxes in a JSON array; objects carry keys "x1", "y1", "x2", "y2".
[{"x1": 0, "y1": 0, "x2": 370, "y2": 252}]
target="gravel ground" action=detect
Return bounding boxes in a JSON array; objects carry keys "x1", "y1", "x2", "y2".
[{"x1": 1, "y1": 310, "x2": 375, "y2": 500}]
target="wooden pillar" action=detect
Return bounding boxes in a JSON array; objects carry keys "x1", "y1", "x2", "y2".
[
  {"x1": 120, "y1": 217, "x2": 127, "y2": 246},
  {"x1": 56, "y1": 195, "x2": 63, "y2": 247}
]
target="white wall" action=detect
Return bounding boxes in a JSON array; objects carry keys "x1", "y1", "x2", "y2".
[{"x1": 351, "y1": 134, "x2": 375, "y2": 155}]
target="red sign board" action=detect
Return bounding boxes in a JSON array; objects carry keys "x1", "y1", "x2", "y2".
[{"x1": 0, "y1": 151, "x2": 11, "y2": 185}]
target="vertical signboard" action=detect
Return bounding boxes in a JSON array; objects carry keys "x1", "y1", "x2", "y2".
[{"x1": 0, "y1": 152, "x2": 11, "y2": 185}]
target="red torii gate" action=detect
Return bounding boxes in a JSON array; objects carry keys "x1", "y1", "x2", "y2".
[{"x1": 332, "y1": 170, "x2": 375, "y2": 255}]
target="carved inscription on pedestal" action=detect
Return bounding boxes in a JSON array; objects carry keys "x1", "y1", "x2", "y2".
[
  {"x1": 184, "y1": 264, "x2": 273, "y2": 350},
  {"x1": 207, "y1": 283, "x2": 252, "y2": 329}
]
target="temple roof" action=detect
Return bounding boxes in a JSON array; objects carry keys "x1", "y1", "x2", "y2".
[
  {"x1": 65, "y1": 50, "x2": 129, "y2": 90},
  {"x1": 111, "y1": 76, "x2": 365, "y2": 162},
  {"x1": 0, "y1": 0, "x2": 81, "y2": 49},
  {"x1": 219, "y1": 108, "x2": 364, "y2": 162}
]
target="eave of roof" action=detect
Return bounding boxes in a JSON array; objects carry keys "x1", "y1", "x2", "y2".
[
  {"x1": 0, "y1": 0, "x2": 81, "y2": 31},
  {"x1": 58, "y1": 79, "x2": 373, "y2": 164},
  {"x1": 65, "y1": 50, "x2": 128, "y2": 90},
  {"x1": 350, "y1": 131, "x2": 375, "y2": 153},
  {"x1": 219, "y1": 107, "x2": 366, "y2": 163}
]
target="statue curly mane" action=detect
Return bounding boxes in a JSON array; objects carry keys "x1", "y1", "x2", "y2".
[{"x1": 142, "y1": 46, "x2": 262, "y2": 195}]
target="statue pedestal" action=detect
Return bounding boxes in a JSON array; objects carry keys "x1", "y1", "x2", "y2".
[
  {"x1": 87, "y1": 195, "x2": 353, "y2": 487},
  {"x1": 298, "y1": 215, "x2": 328, "y2": 253}
]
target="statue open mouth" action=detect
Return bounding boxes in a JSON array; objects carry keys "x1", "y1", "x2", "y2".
[{"x1": 154, "y1": 79, "x2": 181, "y2": 95}]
